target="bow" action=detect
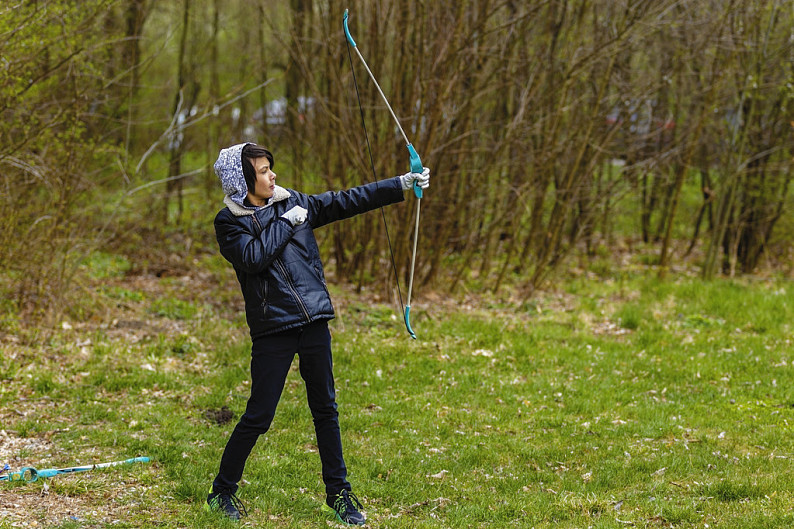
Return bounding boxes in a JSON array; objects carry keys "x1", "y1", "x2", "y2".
[
  {"x1": 343, "y1": 9, "x2": 423, "y2": 339},
  {"x1": 0, "y1": 457, "x2": 150, "y2": 482}
]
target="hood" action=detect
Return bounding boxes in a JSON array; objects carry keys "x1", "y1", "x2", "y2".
[
  {"x1": 215, "y1": 142, "x2": 252, "y2": 207},
  {"x1": 215, "y1": 142, "x2": 290, "y2": 216}
]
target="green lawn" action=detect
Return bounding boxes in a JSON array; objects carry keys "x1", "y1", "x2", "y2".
[{"x1": 1, "y1": 272, "x2": 793, "y2": 528}]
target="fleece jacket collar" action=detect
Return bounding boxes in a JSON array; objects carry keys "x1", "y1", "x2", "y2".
[{"x1": 223, "y1": 185, "x2": 291, "y2": 217}]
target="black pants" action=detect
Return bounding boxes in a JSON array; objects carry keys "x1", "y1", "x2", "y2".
[{"x1": 212, "y1": 320, "x2": 350, "y2": 497}]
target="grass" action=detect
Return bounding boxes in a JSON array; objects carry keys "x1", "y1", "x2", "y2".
[{"x1": 1, "y1": 269, "x2": 793, "y2": 528}]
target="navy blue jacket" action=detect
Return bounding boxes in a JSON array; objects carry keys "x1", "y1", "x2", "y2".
[{"x1": 214, "y1": 177, "x2": 405, "y2": 339}]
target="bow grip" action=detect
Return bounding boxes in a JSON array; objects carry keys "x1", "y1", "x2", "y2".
[
  {"x1": 8, "y1": 467, "x2": 39, "y2": 482},
  {"x1": 343, "y1": 10, "x2": 356, "y2": 47},
  {"x1": 407, "y1": 144, "x2": 423, "y2": 199}
]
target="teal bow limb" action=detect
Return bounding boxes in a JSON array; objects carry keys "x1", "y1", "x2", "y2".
[
  {"x1": 404, "y1": 181, "x2": 422, "y2": 340},
  {"x1": 343, "y1": 9, "x2": 356, "y2": 48},
  {"x1": 404, "y1": 305, "x2": 416, "y2": 339}
]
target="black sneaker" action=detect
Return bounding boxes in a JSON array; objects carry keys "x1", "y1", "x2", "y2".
[
  {"x1": 323, "y1": 490, "x2": 366, "y2": 525},
  {"x1": 206, "y1": 486, "x2": 247, "y2": 520}
]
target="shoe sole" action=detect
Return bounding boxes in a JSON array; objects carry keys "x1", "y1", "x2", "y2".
[
  {"x1": 322, "y1": 503, "x2": 366, "y2": 526},
  {"x1": 205, "y1": 502, "x2": 241, "y2": 521}
]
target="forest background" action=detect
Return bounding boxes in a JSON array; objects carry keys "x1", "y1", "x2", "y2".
[{"x1": 1, "y1": 0, "x2": 793, "y2": 333}]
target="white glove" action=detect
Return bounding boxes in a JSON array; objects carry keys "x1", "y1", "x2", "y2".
[
  {"x1": 399, "y1": 167, "x2": 431, "y2": 191},
  {"x1": 281, "y1": 205, "x2": 308, "y2": 226}
]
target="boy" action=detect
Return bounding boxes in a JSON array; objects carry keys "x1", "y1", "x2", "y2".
[{"x1": 207, "y1": 142, "x2": 430, "y2": 525}]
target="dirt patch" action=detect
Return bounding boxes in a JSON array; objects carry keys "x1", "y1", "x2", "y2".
[
  {"x1": 203, "y1": 406, "x2": 235, "y2": 425},
  {"x1": 1, "y1": 490, "x2": 95, "y2": 528},
  {"x1": 0, "y1": 477, "x2": 156, "y2": 528},
  {"x1": 0, "y1": 429, "x2": 58, "y2": 472}
]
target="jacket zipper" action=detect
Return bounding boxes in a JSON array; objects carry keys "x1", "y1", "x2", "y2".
[
  {"x1": 275, "y1": 258, "x2": 311, "y2": 321},
  {"x1": 252, "y1": 214, "x2": 267, "y2": 316},
  {"x1": 252, "y1": 211, "x2": 310, "y2": 322}
]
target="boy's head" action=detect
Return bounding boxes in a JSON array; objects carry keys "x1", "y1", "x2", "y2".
[{"x1": 241, "y1": 144, "x2": 275, "y2": 194}]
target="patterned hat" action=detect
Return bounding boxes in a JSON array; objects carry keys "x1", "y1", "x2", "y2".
[{"x1": 214, "y1": 142, "x2": 252, "y2": 206}]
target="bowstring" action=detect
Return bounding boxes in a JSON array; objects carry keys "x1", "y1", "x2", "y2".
[{"x1": 345, "y1": 41, "x2": 406, "y2": 320}]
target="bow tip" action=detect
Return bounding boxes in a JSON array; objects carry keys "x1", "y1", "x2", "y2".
[{"x1": 404, "y1": 306, "x2": 418, "y2": 340}]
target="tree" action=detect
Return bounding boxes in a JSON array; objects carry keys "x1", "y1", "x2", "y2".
[{"x1": 0, "y1": 1, "x2": 124, "y2": 319}]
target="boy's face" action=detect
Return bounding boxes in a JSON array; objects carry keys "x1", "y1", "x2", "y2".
[{"x1": 247, "y1": 156, "x2": 277, "y2": 205}]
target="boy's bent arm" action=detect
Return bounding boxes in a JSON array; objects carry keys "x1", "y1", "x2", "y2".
[{"x1": 215, "y1": 210, "x2": 294, "y2": 274}]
